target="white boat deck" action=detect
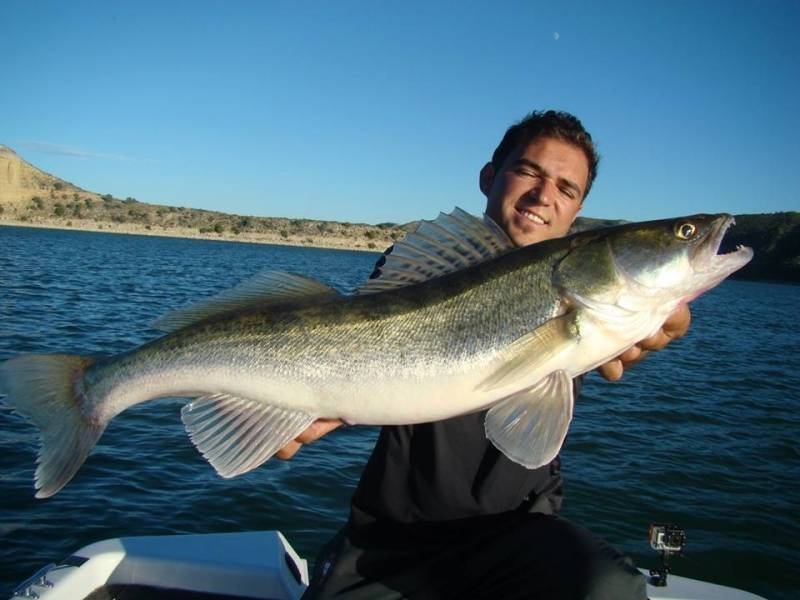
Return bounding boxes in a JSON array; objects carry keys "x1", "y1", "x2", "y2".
[{"x1": 10, "y1": 530, "x2": 766, "y2": 600}]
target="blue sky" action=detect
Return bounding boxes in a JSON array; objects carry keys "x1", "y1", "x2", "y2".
[{"x1": 2, "y1": 1, "x2": 798, "y2": 224}]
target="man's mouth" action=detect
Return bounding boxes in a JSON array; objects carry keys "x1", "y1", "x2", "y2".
[{"x1": 517, "y1": 207, "x2": 548, "y2": 226}]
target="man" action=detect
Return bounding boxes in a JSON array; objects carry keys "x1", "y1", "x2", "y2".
[{"x1": 285, "y1": 110, "x2": 691, "y2": 599}]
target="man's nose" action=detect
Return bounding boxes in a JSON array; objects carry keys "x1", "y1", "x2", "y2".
[{"x1": 528, "y1": 179, "x2": 553, "y2": 205}]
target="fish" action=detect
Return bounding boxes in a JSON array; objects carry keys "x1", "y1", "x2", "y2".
[{"x1": 0, "y1": 208, "x2": 752, "y2": 498}]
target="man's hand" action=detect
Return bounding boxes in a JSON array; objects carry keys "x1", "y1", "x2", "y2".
[
  {"x1": 596, "y1": 304, "x2": 691, "y2": 382},
  {"x1": 275, "y1": 418, "x2": 343, "y2": 460}
]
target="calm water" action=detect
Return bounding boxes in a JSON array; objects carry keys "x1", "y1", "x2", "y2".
[{"x1": 0, "y1": 225, "x2": 798, "y2": 599}]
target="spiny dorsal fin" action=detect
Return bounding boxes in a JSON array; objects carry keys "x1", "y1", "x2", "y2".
[
  {"x1": 357, "y1": 208, "x2": 514, "y2": 294},
  {"x1": 181, "y1": 394, "x2": 317, "y2": 478},
  {"x1": 153, "y1": 271, "x2": 340, "y2": 332}
]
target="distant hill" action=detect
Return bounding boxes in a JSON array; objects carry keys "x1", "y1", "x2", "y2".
[
  {"x1": 0, "y1": 145, "x2": 401, "y2": 251},
  {"x1": 723, "y1": 212, "x2": 800, "y2": 283},
  {"x1": 1, "y1": 144, "x2": 797, "y2": 282},
  {"x1": 0, "y1": 145, "x2": 102, "y2": 205}
]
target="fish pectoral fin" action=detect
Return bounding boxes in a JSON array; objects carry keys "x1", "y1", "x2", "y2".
[
  {"x1": 181, "y1": 394, "x2": 317, "y2": 478},
  {"x1": 357, "y1": 208, "x2": 514, "y2": 294},
  {"x1": 153, "y1": 271, "x2": 340, "y2": 332},
  {"x1": 476, "y1": 312, "x2": 579, "y2": 392},
  {"x1": 484, "y1": 370, "x2": 574, "y2": 469}
]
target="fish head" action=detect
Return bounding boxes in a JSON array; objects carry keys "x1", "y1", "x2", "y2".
[{"x1": 554, "y1": 214, "x2": 753, "y2": 312}]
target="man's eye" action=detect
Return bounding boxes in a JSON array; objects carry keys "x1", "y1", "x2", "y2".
[{"x1": 559, "y1": 187, "x2": 575, "y2": 199}]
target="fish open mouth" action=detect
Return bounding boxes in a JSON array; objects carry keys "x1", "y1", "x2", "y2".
[{"x1": 693, "y1": 215, "x2": 753, "y2": 281}]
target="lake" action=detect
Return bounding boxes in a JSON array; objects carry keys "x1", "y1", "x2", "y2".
[{"x1": 0, "y1": 225, "x2": 798, "y2": 599}]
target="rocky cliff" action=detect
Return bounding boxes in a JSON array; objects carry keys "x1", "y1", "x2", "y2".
[{"x1": 0, "y1": 145, "x2": 99, "y2": 206}]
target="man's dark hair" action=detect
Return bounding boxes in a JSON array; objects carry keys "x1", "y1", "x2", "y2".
[{"x1": 491, "y1": 110, "x2": 600, "y2": 199}]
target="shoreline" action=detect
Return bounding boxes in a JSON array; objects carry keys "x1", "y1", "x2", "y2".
[{"x1": 0, "y1": 217, "x2": 387, "y2": 253}]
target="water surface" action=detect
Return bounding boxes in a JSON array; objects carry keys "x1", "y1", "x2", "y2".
[{"x1": 1, "y1": 225, "x2": 797, "y2": 599}]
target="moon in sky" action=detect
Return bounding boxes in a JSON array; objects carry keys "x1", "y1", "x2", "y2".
[{"x1": 553, "y1": 32, "x2": 560, "y2": 40}]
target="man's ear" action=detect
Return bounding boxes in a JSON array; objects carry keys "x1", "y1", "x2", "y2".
[{"x1": 479, "y1": 162, "x2": 495, "y2": 197}]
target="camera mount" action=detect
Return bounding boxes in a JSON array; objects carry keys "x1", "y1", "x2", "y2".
[{"x1": 648, "y1": 523, "x2": 686, "y2": 587}]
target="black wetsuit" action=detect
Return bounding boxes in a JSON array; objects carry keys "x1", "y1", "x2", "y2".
[{"x1": 303, "y1": 377, "x2": 647, "y2": 600}]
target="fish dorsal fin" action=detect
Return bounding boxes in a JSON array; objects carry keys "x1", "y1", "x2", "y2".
[
  {"x1": 485, "y1": 369, "x2": 574, "y2": 469},
  {"x1": 357, "y1": 208, "x2": 515, "y2": 294},
  {"x1": 153, "y1": 271, "x2": 340, "y2": 332},
  {"x1": 181, "y1": 394, "x2": 317, "y2": 478}
]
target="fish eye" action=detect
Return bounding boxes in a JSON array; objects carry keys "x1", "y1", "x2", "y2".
[{"x1": 674, "y1": 222, "x2": 697, "y2": 240}]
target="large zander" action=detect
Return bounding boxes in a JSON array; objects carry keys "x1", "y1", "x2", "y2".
[{"x1": 0, "y1": 209, "x2": 752, "y2": 498}]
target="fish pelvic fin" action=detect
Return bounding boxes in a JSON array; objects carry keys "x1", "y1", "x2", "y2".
[
  {"x1": 0, "y1": 354, "x2": 103, "y2": 498},
  {"x1": 153, "y1": 271, "x2": 341, "y2": 332},
  {"x1": 485, "y1": 370, "x2": 574, "y2": 469},
  {"x1": 181, "y1": 394, "x2": 317, "y2": 478}
]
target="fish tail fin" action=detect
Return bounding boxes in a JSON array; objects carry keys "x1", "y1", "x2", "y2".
[{"x1": 0, "y1": 354, "x2": 104, "y2": 498}]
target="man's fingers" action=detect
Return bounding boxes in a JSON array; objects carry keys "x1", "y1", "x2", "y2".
[
  {"x1": 662, "y1": 304, "x2": 691, "y2": 339},
  {"x1": 618, "y1": 345, "x2": 643, "y2": 363},
  {"x1": 596, "y1": 305, "x2": 691, "y2": 382},
  {"x1": 598, "y1": 347, "x2": 650, "y2": 381},
  {"x1": 637, "y1": 329, "x2": 672, "y2": 352},
  {"x1": 637, "y1": 304, "x2": 692, "y2": 352},
  {"x1": 275, "y1": 440, "x2": 301, "y2": 460},
  {"x1": 598, "y1": 359, "x2": 624, "y2": 382},
  {"x1": 295, "y1": 418, "x2": 343, "y2": 444},
  {"x1": 274, "y1": 418, "x2": 343, "y2": 461}
]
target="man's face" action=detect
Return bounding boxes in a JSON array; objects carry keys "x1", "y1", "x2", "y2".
[{"x1": 481, "y1": 136, "x2": 589, "y2": 247}]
